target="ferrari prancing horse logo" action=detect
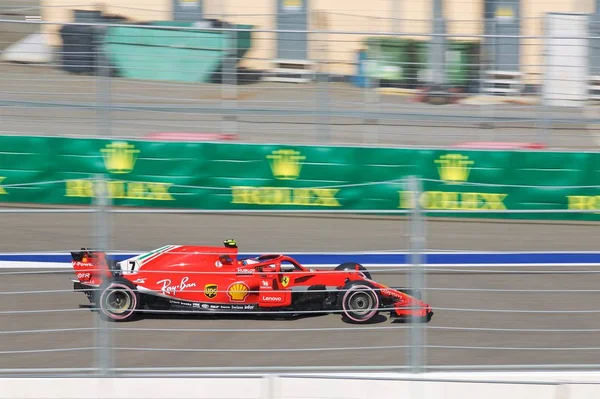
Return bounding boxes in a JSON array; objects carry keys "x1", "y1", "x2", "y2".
[
  {"x1": 204, "y1": 284, "x2": 218, "y2": 299},
  {"x1": 281, "y1": 276, "x2": 290, "y2": 287}
]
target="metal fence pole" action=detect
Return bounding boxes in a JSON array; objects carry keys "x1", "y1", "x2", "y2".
[
  {"x1": 95, "y1": 23, "x2": 111, "y2": 138},
  {"x1": 222, "y1": 27, "x2": 238, "y2": 135},
  {"x1": 316, "y1": 27, "x2": 331, "y2": 143},
  {"x1": 430, "y1": 0, "x2": 446, "y2": 86},
  {"x1": 93, "y1": 175, "x2": 113, "y2": 375},
  {"x1": 538, "y1": 16, "x2": 551, "y2": 146},
  {"x1": 407, "y1": 175, "x2": 425, "y2": 375},
  {"x1": 490, "y1": 18, "x2": 498, "y2": 141},
  {"x1": 364, "y1": 36, "x2": 380, "y2": 144},
  {"x1": 94, "y1": 24, "x2": 114, "y2": 375}
]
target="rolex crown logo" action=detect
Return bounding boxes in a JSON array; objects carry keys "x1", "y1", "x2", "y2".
[
  {"x1": 267, "y1": 149, "x2": 306, "y2": 180},
  {"x1": 435, "y1": 154, "x2": 474, "y2": 183},
  {"x1": 101, "y1": 141, "x2": 140, "y2": 174}
]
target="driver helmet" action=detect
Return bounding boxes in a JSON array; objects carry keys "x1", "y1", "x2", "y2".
[{"x1": 218, "y1": 254, "x2": 234, "y2": 265}]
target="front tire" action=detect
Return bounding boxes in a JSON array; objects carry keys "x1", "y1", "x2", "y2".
[
  {"x1": 337, "y1": 281, "x2": 380, "y2": 323},
  {"x1": 95, "y1": 278, "x2": 140, "y2": 322}
]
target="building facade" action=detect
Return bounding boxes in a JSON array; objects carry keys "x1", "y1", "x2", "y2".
[{"x1": 41, "y1": 0, "x2": 597, "y2": 81}]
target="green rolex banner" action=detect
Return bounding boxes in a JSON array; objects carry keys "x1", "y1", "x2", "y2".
[{"x1": 0, "y1": 135, "x2": 597, "y2": 221}]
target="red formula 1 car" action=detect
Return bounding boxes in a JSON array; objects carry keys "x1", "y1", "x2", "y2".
[{"x1": 71, "y1": 240, "x2": 433, "y2": 324}]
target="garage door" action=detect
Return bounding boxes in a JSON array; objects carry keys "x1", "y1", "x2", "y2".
[
  {"x1": 276, "y1": 0, "x2": 309, "y2": 60},
  {"x1": 173, "y1": 0, "x2": 203, "y2": 22},
  {"x1": 484, "y1": 0, "x2": 520, "y2": 71}
]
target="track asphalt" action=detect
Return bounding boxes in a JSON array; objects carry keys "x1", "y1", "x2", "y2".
[{"x1": 0, "y1": 213, "x2": 599, "y2": 372}]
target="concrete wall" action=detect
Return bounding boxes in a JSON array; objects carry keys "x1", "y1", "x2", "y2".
[
  {"x1": 39, "y1": 0, "x2": 596, "y2": 78},
  {"x1": 2, "y1": 373, "x2": 600, "y2": 399}
]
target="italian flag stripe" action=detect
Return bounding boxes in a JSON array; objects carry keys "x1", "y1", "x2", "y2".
[{"x1": 138, "y1": 245, "x2": 178, "y2": 265}]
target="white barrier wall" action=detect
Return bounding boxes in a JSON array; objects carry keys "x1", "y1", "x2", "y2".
[
  {"x1": 1, "y1": 373, "x2": 600, "y2": 399},
  {"x1": 278, "y1": 377, "x2": 555, "y2": 399}
]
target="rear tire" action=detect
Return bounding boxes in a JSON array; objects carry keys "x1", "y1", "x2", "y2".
[
  {"x1": 337, "y1": 281, "x2": 380, "y2": 324},
  {"x1": 334, "y1": 262, "x2": 372, "y2": 280},
  {"x1": 95, "y1": 278, "x2": 140, "y2": 322}
]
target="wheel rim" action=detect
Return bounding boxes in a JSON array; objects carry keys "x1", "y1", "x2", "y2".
[
  {"x1": 105, "y1": 289, "x2": 131, "y2": 314},
  {"x1": 347, "y1": 291, "x2": 374, "y2": 316}
]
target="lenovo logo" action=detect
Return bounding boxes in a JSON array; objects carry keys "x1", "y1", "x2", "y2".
[{"x1": 261, "y1": 295, "x2": 283, "y2": 302}]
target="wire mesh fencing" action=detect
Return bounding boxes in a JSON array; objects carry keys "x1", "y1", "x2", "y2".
[
  {"x1": 0, "y1": 199, "x2": 598, "y2": 376},
  {"x1": 0, "y1": 5, "x2": 599, "y2": 379},
  {"x1": 0, "y1": 17, "x2": 599, "y2": 149}
]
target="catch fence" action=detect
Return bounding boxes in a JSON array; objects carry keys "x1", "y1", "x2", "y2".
[
  {"x1": 0, "y1": 4, "x2": 599, "y2": 381},
  {"x1": 0, "y1": 17, "x2": 599, "y2": 149},
  {"x1": 0, "y1": 177, "x2": 598, "y2": 377}
]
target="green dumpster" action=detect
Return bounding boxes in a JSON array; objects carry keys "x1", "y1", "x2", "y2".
[
  {"x1": 407, "y1": 40, "x2": 429, "y2": 87},
  {"x1": 364, "y1": 37, "x2": 405, "y2": 83},
  {"x1": 362, "y1": 36, "x2": 480, "y2": 89},
  {"x1": 445, "y1": 41, "x2": 480, "y2": 88},
  {"x1": 102, "y1": 23, "x2": 252, "y2": 83},
  {"x1": 363, "y1": 37, "x2": 430, "y2": 88}
]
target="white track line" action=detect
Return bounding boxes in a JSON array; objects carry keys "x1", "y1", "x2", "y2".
[{"x1": 1, "y1": 262, "x2": 600, "y2": 270}]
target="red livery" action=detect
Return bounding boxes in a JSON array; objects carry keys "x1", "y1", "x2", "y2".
[{"x1": 72, "y1": 240, "x2": 433, "y2": 324}]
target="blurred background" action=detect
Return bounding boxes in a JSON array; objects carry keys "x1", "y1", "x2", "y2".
[
  {"x1": 1, "y1": 0, "x2": 600, "y2": 147},
  {"x1": 0, "y1": 0, "x2": 599, "y2": 397}
]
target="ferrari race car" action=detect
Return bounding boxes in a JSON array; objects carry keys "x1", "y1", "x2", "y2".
[{"x1": 71, "y1": 240, "x2": 433, "y2": 324}]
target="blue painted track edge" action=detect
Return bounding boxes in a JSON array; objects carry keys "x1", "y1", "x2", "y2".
[{"x1": 0, "y1": 252, "x2": 600, "y2": 265}]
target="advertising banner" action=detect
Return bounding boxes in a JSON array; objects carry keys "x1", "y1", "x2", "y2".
[{"x1": 0, "y1": 136, "x2": 597, "y2": 220}]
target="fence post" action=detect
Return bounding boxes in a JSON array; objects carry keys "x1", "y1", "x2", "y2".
[
  {"x1": 363, "y1": 37, "x2": 380, "y2": 144},
  {"x1": 429, "y1": 0, "x2": 447, "y2": 86},
  {"x1": 315, "y1": 23, "x2": 331, "y2": 143},
  {"x1": 407, "y1": 175, "x2": 425, "y2": 374},
  {"x1": 95, "y1": 23, "x2": 112, "y2": 137},
  {"x1": 537, "y1": 15, "x2": 551, "y2": 146},
  {"x1": 94, "y1": 175, "x2": 113, "y2": 375},
  {"x1": 94, "y1": 22, "x2": 113, "y2": 375},
  {"x1": 222, "y1": 26, "x2": 238, "y2": 135}
]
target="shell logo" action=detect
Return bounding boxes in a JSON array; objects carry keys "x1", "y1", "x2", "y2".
[{"x1": 228, "y1": 282, "x2": 249, "y2": 302}]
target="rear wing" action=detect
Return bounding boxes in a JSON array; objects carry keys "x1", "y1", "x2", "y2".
[
  {"x1": 71, "y1": 248, "x2": 114, "y2": 285},
  {"x1": 70, "y1": 248, "x2": 103, "y2": 262}
]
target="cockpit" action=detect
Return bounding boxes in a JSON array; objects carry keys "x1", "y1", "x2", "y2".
[{"x1": 217, "y1": 239, "x2": 305, "y2": 272}]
